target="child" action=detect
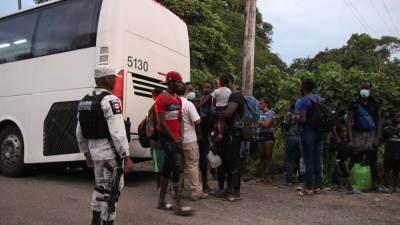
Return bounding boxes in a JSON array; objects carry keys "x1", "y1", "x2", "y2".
[
  {"x1": 333, "y1": 124, "x2": 360, "y2": 194},
  {"x1": 211, "y1": 76, "x2": 232, "y2": 140},
  {"x1": 381, "y1": 112, "x2": 400, "y2": 193}
]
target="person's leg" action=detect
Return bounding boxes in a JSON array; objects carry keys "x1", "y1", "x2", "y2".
[
  {"x1": 367, "y1": 150, "x2": 379, "y2": 189},
  {"x1": 182, "y1": 142, "x2": 205, "y2": 199},
  {"x1": 258, "y1": 141, "x2": 266, "y2": 182},
  {"x1": 300, "y1": 130, "x2": 315, "y2": 191},
  {"x1": 265, "y1": 140, "x2": 275, "y2": 183},
  {"x1": 90, "y1": 160, "x2": 104, "y2": 225},
  {"x1": 223, "y1": 133, "x2": 242, "y2": 199},
  {"x1": 393, "y1": 161, "x2": 400, "y2": 189},
  {"x1": 101, "y1": 159, "x2": 123, "y2": 223},
  {"x1": 198, "y1": 137, "x2": 211, "y2": 191},
  {"x1": 285, "y1": 137, "x2": 294, "y2": 184},
  {"x1": 313, "y1": 134, "x2": 324, "y2": 190}
]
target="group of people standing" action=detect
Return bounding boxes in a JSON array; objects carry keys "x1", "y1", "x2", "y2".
[{"x1": 75, "y1": 65, "x2": 399, "y2": 224}]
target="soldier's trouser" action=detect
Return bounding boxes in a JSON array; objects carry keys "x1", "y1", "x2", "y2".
[{"x1": 91, "y1": 159, "x2": 124, "y2": 222}]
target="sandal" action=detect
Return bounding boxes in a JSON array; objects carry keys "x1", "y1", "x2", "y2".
[
  {"x1": 313, "y1": 188, "x2": 321, "y2": 194},
  {"x1": 157, "y1": 202, "x2": 175, "y2": 211},
  {"x1": 297, "y1": 189, "x2": 313, "y2": 196}
]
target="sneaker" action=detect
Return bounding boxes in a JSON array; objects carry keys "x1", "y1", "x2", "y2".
[
  {"x1": 378, "y1": 186, "x2": 391, "y2": 193},
  {"x1": 346, "y1": 189, "x2": 361, "y2": 195},
  {"x1": 394, "y1": 187, "x2": 400, "y2": 193},
  {"x1": 191, "y1": 192, "x2": 208, "y2": 201}
]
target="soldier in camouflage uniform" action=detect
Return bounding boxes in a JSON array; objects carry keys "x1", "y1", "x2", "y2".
[{"x1": 76, "y1": 65, "x2": 134, "y2": 225}]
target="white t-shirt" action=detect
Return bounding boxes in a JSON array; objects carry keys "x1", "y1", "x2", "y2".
[
  {"x1": 211, "y1": 87, "x2": 232, "y2": 107},
  {"x1": 181, "y1": 97, "x2": 201, "y2": 143}
]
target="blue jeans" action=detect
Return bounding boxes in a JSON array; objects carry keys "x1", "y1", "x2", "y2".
[
  {"x1": 285, "y1": 135, "x2": 300, "y2": 183},
  {"x1": 300, "y1": 128, "x2": 324, "y2": 190}
]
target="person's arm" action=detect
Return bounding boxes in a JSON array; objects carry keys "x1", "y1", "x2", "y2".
[
  {"x1": 102, "y1": 96, "x2": 134, "y2": 171},
  {"x1": 217, "y1": 101, "x2": 238, "y2": 119},
  {"x1": 298, "y1": 108, "x2": 307, "y2": 123},
  {"x1": 348, "y1": 110, "x2": 354, "y2": 145},
  {"x1": 260, "y1": 118, "x2": 273, "y2": 128},
  {"x1": 199, "y1": 95, "x2": 211, "y2": 108},
  {"x1": 76, "y1": 120, "x2": 93, "y2": 168},
  {"x1": 375, "y1": 108, "x2": 383, "y2": 146}
]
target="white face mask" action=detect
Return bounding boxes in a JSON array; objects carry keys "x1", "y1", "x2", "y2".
[
  {"x1": 360, "y1": 89, "x2": 370, "y2": 98},
  {"x1": 187, "y1": 91, "x2": 196, "y2": 100}
]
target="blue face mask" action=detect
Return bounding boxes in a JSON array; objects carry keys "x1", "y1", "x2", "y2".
[{"x1": 360, "y1": 89, "x2": 370, "y2": 98}]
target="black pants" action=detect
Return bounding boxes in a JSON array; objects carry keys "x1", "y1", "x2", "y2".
[
  {"x1": 198, "y1": 136, "x2": 210, "y2": 188},
  {"x1": 159, "y1": 136, "x2": 183, "y2": 185},
  {"x1": 217, "y1": 132, "x2": 242, "y2": 193}
]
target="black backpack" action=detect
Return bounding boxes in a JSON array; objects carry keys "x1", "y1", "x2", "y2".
[
  {"x1": 307, "y1": 97, "x2": 338, "y2": 132},
  {"x1": 138, "y1": 118, "x2": 150, "y2": 148}
]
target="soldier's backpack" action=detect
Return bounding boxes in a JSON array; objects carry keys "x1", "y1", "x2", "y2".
[
  {"x1": 307, "y1": 97, "x2": 338, "y2": 132},
  {"x1": 242, "y1": 96, "x2": 260, "y2": 142}
]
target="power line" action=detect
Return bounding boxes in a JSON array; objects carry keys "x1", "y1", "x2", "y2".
[
  {"x1": 369, "y1": 0, "x2": 396, "y2": 35},
  {"x1": 381, "y1": 0, "x2": 400, "y2": 36},
  {"x1": 343, "y1": 0, "x2": 374, "y2": 35},
  {"x1": 347, "y1": 0, "x2": 378, "y2": 36}
]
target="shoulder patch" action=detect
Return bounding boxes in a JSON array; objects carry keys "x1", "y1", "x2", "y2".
[{"x1": 110, "y1": 100, "x2": 122, "y2": 114}]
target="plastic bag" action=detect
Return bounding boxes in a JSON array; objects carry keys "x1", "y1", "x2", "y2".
[{"x1": 351, "y1": 163, "x2": 372, "y2": 191}]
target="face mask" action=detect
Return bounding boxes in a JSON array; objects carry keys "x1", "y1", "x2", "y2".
[
  {"x1": 360, "y1": 89, "x2": 370, "y2": 98},
  {"x1": 187, "y1": 92, "x2": 196, "y2": 100}
]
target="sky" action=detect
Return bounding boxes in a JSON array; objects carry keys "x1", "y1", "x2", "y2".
[
  {"x1": 257, "y1": 0, "x2": 400, "y2": 64},
  {"x1": 1, "y1": 0, "x2": 399, "y2": 65}
]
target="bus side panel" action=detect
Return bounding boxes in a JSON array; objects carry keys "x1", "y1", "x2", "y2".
[
  {"x1": 0, "y1": 96, "x2": 30, "y2": 163},
  {"x1": 19, "y1": 48, "x2": 96, "y2": 163},
  {"x1": 122, "y1": 33, "x2": 190, "y2": 158}
]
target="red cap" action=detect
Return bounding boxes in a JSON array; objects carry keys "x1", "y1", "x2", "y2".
[{"x1": 162, "y1": 71, "x2": 183, "y2": 84}]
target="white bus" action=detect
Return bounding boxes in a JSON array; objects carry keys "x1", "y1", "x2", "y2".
[{"x1": 0, "y1": 0, "x2": 190, "y2": 177}]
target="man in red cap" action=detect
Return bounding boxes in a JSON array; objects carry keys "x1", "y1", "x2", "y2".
[{"x1": 155, "y1": 71, "x2": 192, "y2": 216}]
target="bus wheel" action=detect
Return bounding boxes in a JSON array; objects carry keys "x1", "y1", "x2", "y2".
[{"x1": 0, "y1": 126, "x2": 26, "y2": 177}]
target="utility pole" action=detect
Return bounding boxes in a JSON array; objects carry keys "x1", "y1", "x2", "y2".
[
  {"x1": 17, "y1": 0, "x2": 22, "y2": 10},
  {"x1": 241, "y1": 0, "x2": 257, "y2": 96}
]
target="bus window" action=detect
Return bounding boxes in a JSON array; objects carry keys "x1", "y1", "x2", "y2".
[
  {"x1": 0, "y1": 11, "x2": 38, "y2": 64},
  {"x1": 32, "y1": 0, "x2": 101, "y2": 57}
]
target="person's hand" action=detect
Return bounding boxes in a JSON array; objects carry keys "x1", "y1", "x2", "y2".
[
  {"x1": 373, "y1": 138, "x2": 380, "y2": 148},
  {"x1": 124, "y1": 157, "x2": 134, "y2": 173},
  {"x1": 174, "y1": 136, "x2": 182, "y2": 144},
  {"x1": 150, "y1": 139, "x2": 157, "y2": 149},
  {"x1": 84, "y1": 152, "x2": 94, "y2": 168},
  {"x1": 336, "y1": 138, "x2": 342, "y2": 144}
]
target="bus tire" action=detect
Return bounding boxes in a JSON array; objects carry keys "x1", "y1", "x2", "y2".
[{"x1": 0, "y1": 126, "x2": 26, "y2": 177}]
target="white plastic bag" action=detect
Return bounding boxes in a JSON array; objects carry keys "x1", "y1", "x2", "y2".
[{"x1": 207, "y1": 151, "x2": 222, "y2": 168}]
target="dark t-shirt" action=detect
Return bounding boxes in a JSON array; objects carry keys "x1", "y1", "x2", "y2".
[
  {"x1": 225, "y1": 91, "x2": 245, "y2": 133},
  {"x1": 383, "y1": 126, "x2": 400, "y2": 160},
  {"x1": 349, "y1": 97, "x2": 380, "y2": 132},
  {"x1": 334, "y1": 139, "x2": 351, "y2": 161}
]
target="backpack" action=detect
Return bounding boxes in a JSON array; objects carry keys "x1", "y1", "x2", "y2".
[
  {"x1": 307, "y1": 96, "x2": 338, "y2": 132},
  {"x1": 356, "y1": 104, "x2": 376, "y2": 131},
  {"x1": 138, "y1": 104, "x2": 158, "y2": 148},
  {"x1": 138, "y1": 118, "x2": 150, "y2": 148},
  {"x1": 242, "y1": 96, "x2": 260, "y2": 142}
]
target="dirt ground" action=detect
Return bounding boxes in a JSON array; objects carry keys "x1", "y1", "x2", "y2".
[{"x1": 0, "y1": 166, "x2": 399, "y2": 225}]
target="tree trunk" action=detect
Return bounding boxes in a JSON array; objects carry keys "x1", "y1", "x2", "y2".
[{"x1": 241, "y1": 0, "x2": 257, "y2": 96}]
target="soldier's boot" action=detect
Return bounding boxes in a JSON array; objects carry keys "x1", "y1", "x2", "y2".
[
  {"x1": 101, "y1": 221, "x2": 113, "y2": 225},
  {"x1": 90, "y1": 211, "x2": 101, "y2": 225}
]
